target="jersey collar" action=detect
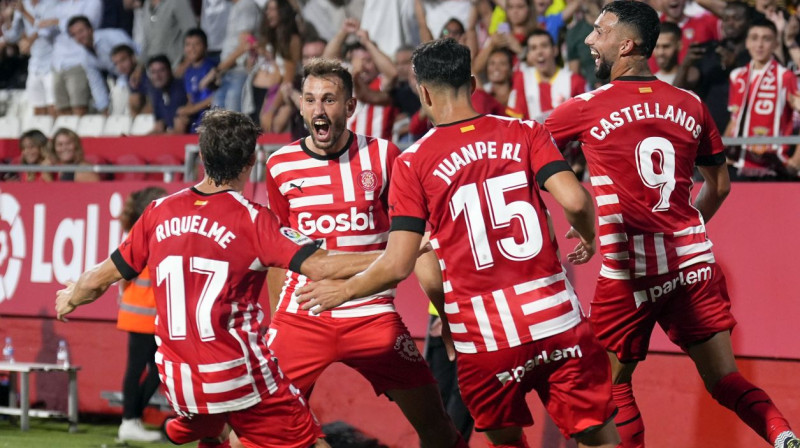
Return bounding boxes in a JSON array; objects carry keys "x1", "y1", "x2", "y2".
[
  {"x1": 191, "y1": 187, "x2": 235, "y2": 196},
  {"x1": 615, "y1": 76, "x2": 658, "y2": 82},
  {"x1": 300, "y1": 131, "x2": 354, "y2": 161},
  {"x1": 436, "y1": 114, "x2": 484, "y2": 128}
]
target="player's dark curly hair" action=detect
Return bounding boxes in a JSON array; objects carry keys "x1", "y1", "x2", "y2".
[
  {"x1": 412, "y1": 38, "x2": 472, "y2": 92},
  {"x1": 120, "y1": 187, "x2": 167, "y2": 231},
  {"x1": 196, "y1": 109, "x2": 261, "y2": 186},
  {"x1": 602, "y1": 0, "x2": 660, "y2": 59}
]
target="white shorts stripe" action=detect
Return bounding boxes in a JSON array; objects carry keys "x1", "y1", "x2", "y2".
[
  {"x1": 590, "y1": 175, "x2": 613, "y2": 186},
  {"x1": 205, "y1": 392, "x2": 261, "y2": 414},
  {"x1": 285, "y1": 276, "x2": 307, "y2": 313},
  {"x1": 336, "y1": 232, "x2": 388, "y2": 247},
  {"x1": 180, "y1": 363, "x2": 198, "y2": 414},
  {"x1": 278, "y1": 176, "x2": 332, "y2": 194},
  {"x1": 527, "y1": 311, "x2": 581, "y2": 340},
  {"x1": 633, "y1": 235, "x2": 646, "y2": 277},
  {"x1": 604, "y1": 251, "x2": 630, "y2": 260},
  {"x1": 454, "y1": 341, "x2": 477, "y2": 354},
  {"x1": 598, "y1": 214, "x2": 624, "y2": 225},
  {"x1": 513, "y1": 271, "x2": 565, "y2": 295},
  {"x1": 270, "y1": 158, "x2": 328, "y2": 178},
  {"x1": 202, "y1": 374, "x2": 252, "y2": 394},
  {"x1": 673, "y1": 224, "x2": 706, "y2": 237},
  {"x1": 492, "y1": 290, "x2": 521, "y2": 346},
  {"x1": 678, "y1": 252, "x2": 716, "y2": 269},
  {"x1": 438, "y1": 259, "x2": 446, "y2": 270},
  {"x1": 595, "y1": 194, "x2": 620, "y2": 206},
  {"x1": 429, "y1": 238, "x2": 440, "y2": 249},
  {"x1": 164, "y1": 361, "x2": 179, "y2": 413},
  {"x1": 444, "y1": 301, "x2": 459, "y2": 314},
  {"x1": 198, "y1": 357, "x2": 247, "y2": 373},
  {"x1": 448, "y1": 322, "x2": 468, "y2": 333},
  {"x1": 675, "y1": 241, "x2": 713, "y2": 256},
  {"x1": 471, "y1": 296, "x2": 497, "y2": 352},
  {"x1": 600, "y1": 264, "x2": 631, "y2": 279},
  {"x1": 288, "y1": 194, "x2": 335, "y2": 209},
  {"x1": 443, "y1": 281, "x2": 452, "y2": 293},
  {"x1": 654, "y1": 233, "x2": 667, "y2": 275},
  {"x1": 330, "y1": 304, "x2": 396, "y2": 317},
  {"x1": 520, "y1": 290, "x2": 570, "y2": 315},
  {"x1": 600, "y1": 233, "x2": 628, "y2": 245}
]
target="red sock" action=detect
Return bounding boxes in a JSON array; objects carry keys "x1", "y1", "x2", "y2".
[
  {"x1": 711, "y1": 372, "x2": 792, "y2": 444},
  {"x1": 612, "y1": 383, "x2": 645, "y2": 448},
  {"x1": 487, "y1": 432, "x2": 529, "y2": 448}
]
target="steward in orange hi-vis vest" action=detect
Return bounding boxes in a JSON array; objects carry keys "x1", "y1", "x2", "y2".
[{"x1": 116, "y1": 267, "x2": 156, "y2": 334}]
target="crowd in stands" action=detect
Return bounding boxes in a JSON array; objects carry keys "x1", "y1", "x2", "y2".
[{"x1": 1, "y1": 0, "x2": 800, "y2": 180}]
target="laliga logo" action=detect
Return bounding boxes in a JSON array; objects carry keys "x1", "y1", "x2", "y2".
[{"x1": 0, "y1": 191, "x2": 25, "y2": 304}]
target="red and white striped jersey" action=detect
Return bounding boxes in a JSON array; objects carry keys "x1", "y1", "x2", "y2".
[
  {"x1": 112, "y1": 187, "x2": 318, "y2": 415},
  {"x1": 266, "y1": 133, "x2": 400, "y2": 318},
  {"x1": 347, "y1": 76, "x2": 398, "y2": 140},
  {"x1": 506, "y1": 65, "x2": 586, "y2": 122},
  {"x1": 546, "y1": 78, "x2": 724, "y2": 280},
  {"x1": 389, "y1": 114, "x2": 583, "y2": 354}
]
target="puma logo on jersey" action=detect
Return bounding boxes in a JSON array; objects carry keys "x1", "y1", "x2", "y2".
[
  {"x1": 289, "y1": 181, "x2": 305, "y2": 193},
  {"x1": 496, "y1": 345, "x2": 584, "y2": 385},
  {"x1": 633, "y1": 265, "x2": 712, "y2": 308}
]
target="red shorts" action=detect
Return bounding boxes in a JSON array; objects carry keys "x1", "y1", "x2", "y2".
[
  {"x1": 165, "y1": 383, "x2": 322, "y2": 448},
  {"x1": 590, "y1": 262, "x2": 738, "y2": 362},
  {"x1": 456, "y1": 321, "x2": 615, "y2": 438},
  {"x1": 268, "y1": 312, "x2": 436, "y2": 396}
]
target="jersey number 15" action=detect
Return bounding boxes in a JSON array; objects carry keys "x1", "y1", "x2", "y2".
[{"x1": 450, "y1": 171, "x2": 543, "y2": 270}]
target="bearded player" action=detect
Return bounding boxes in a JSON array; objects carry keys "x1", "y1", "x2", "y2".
[{"x1": 545, "y1": 2, "x2": 799, "y2": 447}]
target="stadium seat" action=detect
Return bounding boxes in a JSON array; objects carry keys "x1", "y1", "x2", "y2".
[
  {"x1": 129, "y1": 114, "x2": 155, "y2": 136},
  {"x1": 149, "y1": 153, "x2": 183, "y2": 182},
  {"x1": 102, "y1": 115, "x2": 132, "y2": 136},
  {"x1": 0, "y1": 115, "x2": 21, "y2": 139},
  {"x1": 77, "y1": 115, "x2": 106, "y2": 137},
  {"x1": 113, "y1": 153, "x2": 148, "y2": 181},
  {"x1": 22, "y1": 115, "x2": 54, "y2": 136},
  {"x1": 52, "y1": 115, "x2": 80, "y2": 134}
]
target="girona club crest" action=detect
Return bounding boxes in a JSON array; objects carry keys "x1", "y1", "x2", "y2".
[
  {"x1": 0, "y1": 191, "x2": 25, "y2": 304},
  {"x1": 358, "y1": 170, "x2": 378, "y2": 192}
]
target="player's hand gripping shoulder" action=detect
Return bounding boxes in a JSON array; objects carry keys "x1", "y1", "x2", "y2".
[
  {"x1": 295, "y1": 280, "x2": 350, "y2": 314},
  {"x1": 565, "y1": 227, "x2": 595, "y2": 265}
]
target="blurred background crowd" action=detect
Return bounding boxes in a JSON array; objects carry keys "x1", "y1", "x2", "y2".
[{"x1": 2, "y1": 0, "x2": 800, "y2": 181}]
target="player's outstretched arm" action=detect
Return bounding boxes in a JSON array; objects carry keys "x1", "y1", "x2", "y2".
[
  {"x1": 298, "y1": 248, "x2": 381, "y2": 281},
  {"x1": 544, "y1": 171, "x2": 597, "y2": 264},
  {"x1": 55, "y1": 258, "x2": 123, "y2": 321},
  {"x1": 694, "y1": 163, "x2": 731, "y2": 223},
  {"x1": 296, "y1": 230, "x2": 423, "y2": 314}
]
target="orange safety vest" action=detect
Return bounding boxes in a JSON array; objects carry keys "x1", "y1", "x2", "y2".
[{"x1": 116, "y1": 267, "x2": 157, "y2": 334}]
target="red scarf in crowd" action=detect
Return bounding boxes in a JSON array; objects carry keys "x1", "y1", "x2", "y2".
[{"x1": 728, "y1": 58, "x2": 796, "y2": 177}]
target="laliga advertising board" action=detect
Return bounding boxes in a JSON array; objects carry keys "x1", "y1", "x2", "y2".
[
  {"x1": 0, "y1": 182, "x2": 798, "y2": 360},
  {"x1": 0, "y1": 182, "x2": 189, "y2": 319}
]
